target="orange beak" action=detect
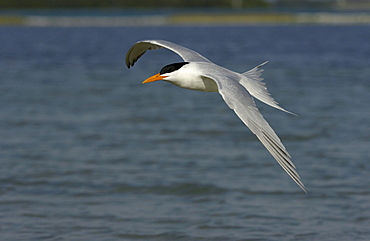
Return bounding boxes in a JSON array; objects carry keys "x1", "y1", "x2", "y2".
[{"x1": 142, "y1": 73, "x2": 166, "y2": 84}]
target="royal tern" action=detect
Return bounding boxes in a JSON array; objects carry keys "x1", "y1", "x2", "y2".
[{"x1": 126, "y1": 40, "x2": 306, "y2": 193}]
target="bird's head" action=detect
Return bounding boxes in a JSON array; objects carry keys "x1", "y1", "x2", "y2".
[{"x1": 142, "y1": 62, "x2": 189, "y2": 84}]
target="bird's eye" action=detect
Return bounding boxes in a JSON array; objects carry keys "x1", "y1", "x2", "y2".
[{"x1": 160, "y1": 62, "x2": 189, "y2": 75}]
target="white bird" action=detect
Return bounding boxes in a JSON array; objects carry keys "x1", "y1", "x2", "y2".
[{"x1": 126, "y1": 40, "x2": 306, "y2": 193}]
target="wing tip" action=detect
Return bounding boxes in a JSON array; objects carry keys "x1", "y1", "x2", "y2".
[{"x1": 296, "y1": 179, "x2": 308, "y2": 194}]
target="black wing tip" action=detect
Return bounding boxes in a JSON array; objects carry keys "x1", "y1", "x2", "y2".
[{"x1": 125, "y1": 61, "x2": 133, "y2": 69}]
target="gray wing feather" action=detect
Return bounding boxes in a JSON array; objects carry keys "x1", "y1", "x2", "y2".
[
  {"x1": 126, "y1": 40, "x2": 211, "y2": 68},
  {"x1": 203, "y1": 73, "x2": 306, "y2": 193}
]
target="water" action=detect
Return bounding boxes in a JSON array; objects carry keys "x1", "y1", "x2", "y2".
[{"x1": 1, "y1": 25, "x2": 369, "y2": 240}]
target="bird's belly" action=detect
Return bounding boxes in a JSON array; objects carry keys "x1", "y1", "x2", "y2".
[{"x1": 170, "y1": 76, "x2": 218, "y2": 92}]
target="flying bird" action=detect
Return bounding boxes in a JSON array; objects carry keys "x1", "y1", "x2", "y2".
[{"x1": 126, "y1": 40, "x2": 306, "y2": 193}]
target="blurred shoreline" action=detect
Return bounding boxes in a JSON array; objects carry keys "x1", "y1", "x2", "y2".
[{"x1": 1, "y1": 10, "x2": 370, "y2": 26}]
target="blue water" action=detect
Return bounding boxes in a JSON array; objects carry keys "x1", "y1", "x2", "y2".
[{"x1": 1, "y1": 25, "x2": 369, "y2": 240}]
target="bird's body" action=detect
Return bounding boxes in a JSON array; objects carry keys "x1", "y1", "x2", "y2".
[
  {"x1": 162, "y1": 62, "x2": 220, "y2": 92},
  {"x1": 126, "y1": 40, "x2": 306, "y2": 193}
]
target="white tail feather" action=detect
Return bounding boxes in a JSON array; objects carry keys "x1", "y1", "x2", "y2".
[{"x1": 241, "y1": 62, "x2": 296, "y2": 116}]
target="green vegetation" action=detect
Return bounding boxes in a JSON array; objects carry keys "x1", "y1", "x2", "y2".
[{"x1": 0, "y1": 0, "x2": 269, "y2": 9}]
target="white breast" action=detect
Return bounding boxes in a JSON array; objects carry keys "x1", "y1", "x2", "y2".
[{"x1": 164, "y1": 63, "x2": 219, "y2": 92}]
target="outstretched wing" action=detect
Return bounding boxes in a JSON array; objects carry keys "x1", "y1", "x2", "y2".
[
  {"x1": 125, "y1": 40, "x2": 211, "y2": 68},
  {"x1": 202, "y1": 72, "x2": 306, "y2": 193}
]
